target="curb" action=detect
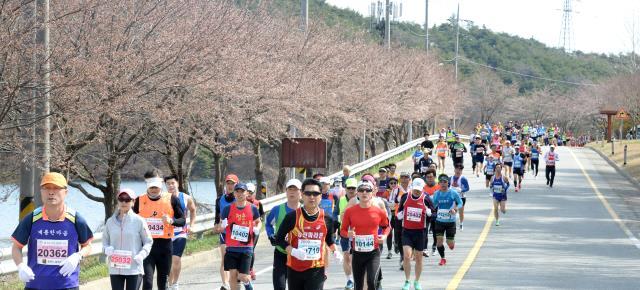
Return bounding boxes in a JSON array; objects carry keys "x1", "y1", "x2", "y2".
[{"x1": 586, "y1": 147, "x2": 640, "y2": 190}]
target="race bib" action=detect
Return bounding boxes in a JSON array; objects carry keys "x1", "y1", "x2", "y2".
[
  {"x1": 420, "y1": 166, "x2": 427, "y2": 172},
  {"x1": 354, "y1": 235, "x2": 375, "y2": 252},
  {"x1": 146, "y1": 218, "x2": 164, "y2": 236},
  {"x1": 406, "y1": 207, "x2": 422, "y2": 222},
  {"x1": 476, "y1": 147, "x2": 484, "y2": 153},
  {"x1": 532, "y1": 153, "x2": 539, "y2": 158},
  {"x1": 231, "y1": 224, "x2": 250, "y2": 242},
  {"x1": 36, "y1": 239, "x2": 68, "y2": 265},
  {"x1": 298, "y1": 239, "x2": 321, "y2": 260},
  {"x1": 486, "y1": 167, "x2": 494, "y2": 175},
  {"x1": 455, "y1": 151, "x2": 462, "y2": 158},
  {"x1": 109, "y1": 250, "x2": 133, "y2": 269},
  {"x1": 437, "y1": 209, "x2": 451, "y2": 220},
  {"x1": 494, "y1": 186, "x2": 505, "y2": 194}
]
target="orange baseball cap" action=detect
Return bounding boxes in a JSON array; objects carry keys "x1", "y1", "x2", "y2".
[
  {"x1": 40, "y1": 172, "x2": 68, "y2": 188},
  {"x1": 225, "y1": 174, "x2": 239, "y2": 184}
]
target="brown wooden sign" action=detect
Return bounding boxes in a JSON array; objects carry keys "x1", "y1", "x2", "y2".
[{"x1": 281, "y1": 138, "x2": 327, "y2": 168}]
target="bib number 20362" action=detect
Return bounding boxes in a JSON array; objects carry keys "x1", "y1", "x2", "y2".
[{"x1": 36, "y1": 239, "x2": 68, "y2": 265}]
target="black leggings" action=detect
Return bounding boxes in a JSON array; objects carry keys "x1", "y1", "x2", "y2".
[
  {"x1": 251, "y1": 233, "x2": 260, "y2": 270},
  {"x1": 352, "y1": 249, "x2": 381, "y2": 290},
  {"x1": 110, "y1": 274, "x2": 143, "y2": 290},
  {"x1": 287, "y1": 267, "x2": 325, "y2": 290},
  {"x1": 546, "y1": 165, "x2": 556, "y2": 186},
  {"x1": 386, "y1": 217, "x2": 396, "y2": 251},
  {"x1": 426, "y1": 219, "x2": 437, "y2": 250},
  {"x1": 143, "y1": 238, "x2": 172, "y2": 290},
  {"x1": 530, "y1": 159, "x2": 539, "y2": 176},
  {"x1": 393, "y1": 218, "x2": 403, "y2": 257},
  {"x1": 273, "y1": 250, "x2": 288, "y2": 290}
]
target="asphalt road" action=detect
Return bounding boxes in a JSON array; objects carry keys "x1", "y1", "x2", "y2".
[{"x1": 158, "y1": 146, "x2": 640, "y2": 290}]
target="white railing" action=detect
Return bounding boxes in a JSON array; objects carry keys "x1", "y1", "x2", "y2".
[{"x1": 0, "y1": 134, "x2": 469, "y2": 275}]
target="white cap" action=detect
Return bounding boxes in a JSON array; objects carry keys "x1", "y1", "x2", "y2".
[
  {"x1": 357, "y1": 181, "x2": 374, "y2": 190},
  {"x1": 146, "y1": 177, "x2": 163, "y2": 189},
  {"x1": 411, "y1": 178, "x2": 425, "y2": 191},
  {"x1": 319, "y1": 177, "x2": 332, "y2": 185},
  {"x1": 246, "y1": 183, "x2": 256, "y2": 193},
  {"x1": 285, "y1": 179, "x2": 302, "y2": 189}
]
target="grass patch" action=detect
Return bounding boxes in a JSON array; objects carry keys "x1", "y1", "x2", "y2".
[
  {"x1": 1, "y1": 232, "x2": 221, "y2": 288},
  {"x1": 353, "y1": 149, "x2": 414, "y2": 179},
  {"x1": 586, "y1": 139, "x2": 640, "y2": 181}
]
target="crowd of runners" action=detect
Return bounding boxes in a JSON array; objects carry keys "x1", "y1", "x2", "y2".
[{"x1": 10, "y1": 120, "x2": 566, "y2": 290}]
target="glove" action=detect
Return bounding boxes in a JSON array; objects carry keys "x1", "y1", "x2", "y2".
[
  {"x1": 268, "y1": 235, "x2": 276, "y2": 246},
  {"x1": 104, "y1": 246, "x2": 114, "y2": 257},
  {"x1": 253, "y1": 223, "x2": 262, "y2": 235},
  {"x1": 333, "y1": 251, "x2": 343, "y2": 264},
  {"x1": 59, "y1": 252, "x2": 82, "y2": 277},
  {"x1": 290, "y1": 248, "x2": 308, "y2": 260},
  {"x1": 134, "y1": 253, "x2": 145, "y2": 266},
  {"x1": 17, "y1": 262, "x2": 35, "y2": 283},
  {"x1": 221, "y1": 218, "x2": 228, "y2": 229},
  {"x1": 426, "y1": 208, "x2": 432, "y2": 217},
  {"x1": 396, "y1": 211, "x2": 404, "y2": 220}
]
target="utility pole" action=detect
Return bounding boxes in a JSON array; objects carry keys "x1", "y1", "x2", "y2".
[
  {"x1": 385, "y1": 0, "x2": 391, "y2": 50},
  {"x1": 301, "y1": 0, "x2": 308, "y2": 36},
  {"x1": 453, "y1": 1, "x2": 460, "y2": 131},
  {"x1": 425, "y1": 0, "x2": 429, "y2": 53}
]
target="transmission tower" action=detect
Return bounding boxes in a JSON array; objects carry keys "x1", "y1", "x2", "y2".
[{"x1": 559, "y1": 0, "x2": 574, "y2": 52}]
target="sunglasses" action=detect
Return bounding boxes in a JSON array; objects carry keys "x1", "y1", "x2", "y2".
[
  {"x1": 389, "y1": 182, "x2": 397, "y2": 185},
  {"x1": 303, "y1": 191, "x2": 322, "y2": 196},
  {"x1": 357, "y1": 188, "x2": 373, "y2": 193},
  {"x1": 346, "y1": 187, "x2": 357, "y2": 190},
  {"x1": 118, "y1": 197, "x2": 132, "y2": 203}
]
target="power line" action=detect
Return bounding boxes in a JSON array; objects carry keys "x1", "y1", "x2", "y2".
[{"x1": 458, "y1": 57, "x2": 597, "y2": 86}]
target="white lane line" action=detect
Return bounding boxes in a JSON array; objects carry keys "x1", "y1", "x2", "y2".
[{"x1": 255, "y1": 265, "x2": 274, "y2": 276}]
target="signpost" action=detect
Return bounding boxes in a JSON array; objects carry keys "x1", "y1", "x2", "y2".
[
  {"x1": 615, "y1": 108, "x2": 630, "y2": 141},
  {"x1": 281, "y1": 138, "x2": 327, "y2": 178}
]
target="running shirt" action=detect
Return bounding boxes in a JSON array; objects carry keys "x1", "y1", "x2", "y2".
[
  {"x1": 319, "y1": 192, "x2": 339, "y2": 220},
  {"x1": 340, "y1": 205, "x2": 390, "y2": 252},
  {"x1": 173, "y1": 192, "x2": 190, "y2": 238},
  {"x1": 450, "y1": 175, "x2": 470, "y2": 198},
  {"x1": 513, "y1": 153, "x2": 524, "y2": 169},
  {"x1": 531, "y1": 147, "x2": 540, "y2": 160},
  {"x1": 432, "y1": 189, "x2": 463, "y2": 223},
  {"x1": 502, "y1": 147, "x2": 515, "y2": 162},
  {"x1": 11, "y1": 206, "x2": 93, "y2": 289},
  {"x1": 221, "y1": 203, "x2": 260, "y2": 252},
  {"x1": 450, "y1": 142, "x2": 467, "y2": 160},
  {"x1": 490, "y1": 176, "x2": 509, "y2": 196},
  {"x1": 473, "y1": 143, "x2": 486, "y2": 157},
  {"x1": 436, "y1": 142, "x2": 448, "y2": 158},
  {"x1": 544, "y1": 151, "x2": 559, "y2": 166},
  {"x1": 423, "y1": 183, "x2": 440, "y2": 197},
  {"x1": 485, "y1": 160, "x2": 497, "y2": 175},
  {"x1": 265, "y1": 203, "x2": 296, "y2": 254},
  {"x1": 286, "y1": 209, "x2": 330, "y2": 271},
  {"x1": 398, "y1": 193, "x2": 431, "y2": 230}
]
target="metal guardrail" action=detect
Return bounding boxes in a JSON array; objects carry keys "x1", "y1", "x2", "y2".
[{"x1": 0, "y1": 134, "x2": 468, "y2": 275}]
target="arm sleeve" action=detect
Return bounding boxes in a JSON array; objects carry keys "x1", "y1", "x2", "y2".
[
  {"x1": 454, "y1": 192, "x2": 464, "y2": 209},
  {"x1": 214, "y1": 196, "x2": 222, "y2": 224},
  {"x1": 138, "y1": 218, "x2": 153, "y2": 258},
  {"x1": 170, "y1": 196, "x2": 186, "y2": 227},
  {"x1": 133, "y1": 197, "x2": 140, "y2": 214},
  {"x1": 102, "y1": 222, "x2": 111, "y2": 249},
  {"x1": 11, "y1": 214, "x2": 33, "y2": 248},
  {"x1": 397, "y1": 194, "x2": 408, "y2": 213},
  {"x1": 265, "y1": 207, "x2": 277, "y2": 237},
  {"x1": 379, "y1": 209, "x2": 391, "y2": 236},
  {"x1": 324, "y1": 215, "x2": 335, "y2": 246},
  {"x1": 461, "y1": 177, "x2": 470, "y2": 193},
  {"x1": 339, "y1": 208, "x2": 350, "y2": 238},
  {"x1": 252, "y1": 206, "x2": 261, "y2": 222},
  {"x1": 74, "y1": 212, "x2": 94, "y2": 246},
  {"x1": 275, "y1": 211, "x2": 296, "y2": 249},
  {"x1": 332, "y1": 199, "x2": 341, "y2": 222},
  {"x1": 220, "y1": 206, "x2": 230, "y2": 220},
  {"x1": 258, "y1": 203, "x2": 265, "y2": 221}
]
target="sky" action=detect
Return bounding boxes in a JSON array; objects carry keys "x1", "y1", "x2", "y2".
[{"x1": 326, "y1": 0, "x2": 640, "y2": 54}]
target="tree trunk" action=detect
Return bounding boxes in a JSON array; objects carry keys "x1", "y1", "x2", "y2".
[
  {"x1": 213, "y1": 151, "x2": 225, "y2": 197},
  {"x1": 381, "y1": 129, "x2": 392, "y2": 151},
  {"x1": 103, "y1": 169, "x2": 120, "y2": 222},
  {"x1": 326, "y1": 137, "x2": 335, "y2": 171},
  {"x1": 252, "y1": 139, "x2": 265, "y2": 199},
  {"x1": 353, "y1": 136, "x2": 362, "y2": 162},
  {"x1": 336, "y1": 130, "x2": 344, "y2": 168},
  {"x1": 368, "y1": 132, "x2": 377, "y2": 157}
]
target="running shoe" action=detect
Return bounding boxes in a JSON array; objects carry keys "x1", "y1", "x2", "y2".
[
  {"x1": 431, "y1": 247, "x2": 437, "y2": 256},
  {"x1": 402, "y1": 280, "x2": 411, "y2": 290},
  {"x1": 345, "y1": 280, "x2": 354, "y2": 290},
  {"x1": 459, "y1": 223, "x2": 464, "y2": 231},
  {"x1": 439, "y1": 258, "x2": 447, "y2": 266},
  {"x1": 174, "y1": 284, "x2": 180, "y2": 290},
  {"x1": 414, "y1": 281, "x2": 423, "y2": 290},
  {"x1": 220, "y1": 284, "x2": 230, "y2": 290},
  {"x1": 422, "y1": 250, "x2": 429, "y2": 257},
  {"x1": 515, "y1": 187, "x2": 519, "y2": 192},
  {"x1": 387, "y1": 252, "x2": 393, "y2": 259},
  {"x1": 495, "y1": 220, "x2": 500, "y2": 226}
]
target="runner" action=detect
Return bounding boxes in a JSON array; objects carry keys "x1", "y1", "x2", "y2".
[
  {"x1": 166, "y1": 175, "x2": 197, "y2": 290},
  {"x1": 319, "y1": 177, "x2": 340, "y2": 220},
  {"x1": 432, "y1": 174, "x2": 464, "y2": 266},
  {"x1": 471, "y1": 136, "x2": 486, "y2": 177},
  {"x1": 265, "y1": 179, "x2": 302, "y2": 290},
  {"x1": 340, "y1": 181, "x2": 391, "y2": 290},
  {"x1": 220, "y1": 183, "x2": 261, "y2": 290},
  {"x1": 420, "y1": 133, "x2": 434, "y2": 154},
  {"x1": 422, "y1": 169, "x2": 440, "y2": 257},
  {"x1": 449, "y1": 135, "x2": 467, "y2": 169},
  {"x1": 389, "y1": 173, "x2": 411, "y2": 269},
  {"x1": 412, "y1": 145, "x2": 425, "y2": 172},
  {"x1": 11, "y1": 172, "x2": 94, "y2": 290},
  {"x1": 445, "y1": 127, "x2": 456, "y2": 146},
  {"x1": 435, "y1": 136, "x2": 448, "y2": 173},
  {"x1": 484, "y1": 154, "x2": 498, "y2": 189},
  {"x1": 490, "y1": 164, "x2": 510, "y2": 226},
  {"x1": 530, "y1": 142, "x2": 541, "y2": 177},
  {"x1": 275, "y1": 178, "x2": 340, "y2": 290},
  {"x1": 384, "y1": 176, "x2": 399, "y2": 259},
  {"x1": 396, "y1": 178, "x2": 434, "y2": 290},
  {"x1": 133, "y1": 169, "x2": 186, "y2": 290},
  {"x1": 335, "y1": 178, "x2": 358, "y2": 290},
  {"x1": 416, "y1": 149, "x2": 434, "y2": 177},
  {"x1": 450, "y1": 165, "x2": 470, "y2": 231},
  {"x1": 502, "y1": 141, "x2": 515, "y2": 179},
  {"x1": 103, "y1": 188, "x2": 153, "y2": 290},
  {"x1": 214, "y1": 174, "x2": 238, "y2": 290},
  {"x1": 544, "y1": 145, "x2": 560, "y2": 188},
  {"x1": 376, "y1": 168, "x2": 390, "y2": 199},
  {"x1": 512, "y1": 149, "x2": 525, "y2": 192},
  {"x1": 246, "y1": 183, "x2": 265, "y2": 281},
  {"x1": 387, "y1": 163, "x2": 398, "y2": 179}
]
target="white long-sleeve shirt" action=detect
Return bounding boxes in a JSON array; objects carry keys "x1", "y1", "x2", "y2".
[{"x1": 544, "y1": 151, "x2": 559, "y2": 166}]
